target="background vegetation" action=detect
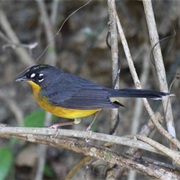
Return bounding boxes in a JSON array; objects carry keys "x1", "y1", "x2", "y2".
[{"x1": 0, "y1": 0, "x2": 179, "y2": 179}]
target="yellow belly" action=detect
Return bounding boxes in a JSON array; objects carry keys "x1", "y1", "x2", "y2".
[{"x1": 27, "y1": 81, "x2": 100, "y2": 119}]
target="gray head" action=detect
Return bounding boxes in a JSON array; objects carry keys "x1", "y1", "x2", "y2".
[{"x1": 15, "y1": 64, "x2": 61, "y2": 88}]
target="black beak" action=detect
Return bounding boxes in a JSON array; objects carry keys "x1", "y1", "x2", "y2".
[{"x1": 15, "y1": 75, "x2": 27, "y2": 82}]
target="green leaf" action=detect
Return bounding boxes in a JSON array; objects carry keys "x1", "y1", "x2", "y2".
[
  {"x1": 24, "y1": 110, "x2": 46, "y2": 127},
  {"x1": 44, "y1": 164, "x2": 54, "y2": 178},
  {"x1": 24, "y1": 110, "x2": 57, "y2": 127},
  {"x1": 0, "y1": 147, "x2": 13, "y2": 180}
]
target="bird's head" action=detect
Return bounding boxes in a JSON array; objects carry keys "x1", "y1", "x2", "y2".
[{"x1": 15, "y1": 64, "x2": 60, "y2": 88}]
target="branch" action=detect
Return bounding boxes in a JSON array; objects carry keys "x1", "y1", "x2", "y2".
[
  {"x1": 137, "y1": 135, "x2": 180, "y2": 166},
  {"x1": 0, "y1": 127, "x2": 178, "y2": 156},
  {"x1": 66, "y1": 156, "x2": 91, "y2": 179},
  {"x1": 0, "y1": 127, "x2": 179, "y2": 179},
  {"x1": 129, "y1": 44, "x2": 151, "y2": 179},
  {"x1": 131, "y1": 45, "x2": 151, "y2": 135},
  {"x1": 115, "y1": 9, "x2": 180, "y2": 150},
  {"x1": 142, "y1": 0, "x2": 176, "y2": 147},
  {"x1": 0, "y1": 7, "x2": 34, "y2": 66},
  {"x1": 36, "y1": 0, "x2": 56, "y2": 65},
  {"x1": 36, "y1": 1, "x2": 58, "y2": 179},
  {"x1": 107, "y1": 0, "x2": 121, "y2": 177},
  {"x1": 107, "y1": 0, "x2": 119, "y2": 135},
  {"x1": 0, "y1": 91, "x2": 24, "y2": 126}
]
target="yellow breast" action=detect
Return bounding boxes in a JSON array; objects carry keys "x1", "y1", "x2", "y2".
[{"x1": 27, "y1": 81, "x2": 100, "y2": 119}]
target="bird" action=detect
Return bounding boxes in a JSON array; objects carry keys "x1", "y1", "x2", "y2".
[{"x1": 15, "y1": 64, "x2": 170, "y2": 125}]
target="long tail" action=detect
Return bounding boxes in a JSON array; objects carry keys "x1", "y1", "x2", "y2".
[{"x1": 110, "y1": 88, "x2": 170, "y2": 100}]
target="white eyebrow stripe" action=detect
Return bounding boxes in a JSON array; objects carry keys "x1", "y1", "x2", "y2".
[{"x1": 30, "y1": 73, "x2": 36, "y2": 78}]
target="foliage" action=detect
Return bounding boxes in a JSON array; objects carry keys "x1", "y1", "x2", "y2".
[{"x1": 0, "y1": 147, "x2": 13, "y2": 180}]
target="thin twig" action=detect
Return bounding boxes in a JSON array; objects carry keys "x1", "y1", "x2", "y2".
[
  {"x1": 34, "y1": 113, "x2": 52, "y2": 180},
  {"x1": 34, "y1": 144, "x2": 47, "y2": 180},
  {"x1": 142, "y1": 0, "x2": 176, "y2": 141},
  {"x1": 66, "y1": 156, "x2": 91, "y2": 180},
  {"x1": 50, "y1": 0, "x2": 59, "y2": 27},
  {"x1": 115, "y1": 11, "x2": 180, "y2": 150},
  {"x1": 116, "y1": 113, "x2": 160, "y2": 179},
  {"x1": 37, "y1": 0, "x2": 56, "y2": 65},
  {"x1": 130, "y1": 44, "x2": 151, "y2": 135},
  {"x1": 0, "y1": 7, "x2": 34, "y2": 66},
  {"x1": 35, "y1": 1, "x2": 58, "y2": 179},
  {"x1": 137, "y1": 135, "x2": 180, "y2": 166},
  {"x1": 35, "y1": 0, "x2": 92, "y2": 62},
  {"x1": 107, "y1": 0, "x2": 120, "y2": 177},
  {"x1": 107, "y1": 0, "x2": 119, "y2": 135},
  {"x1": 128, "y1": 44, "x2": 151, "y2": 180},
  {"x1": 0, "y1": 91, "x2": 24, "y2": 126}
]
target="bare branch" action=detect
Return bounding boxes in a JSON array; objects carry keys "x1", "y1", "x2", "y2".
[
  {"x1": 131, "y1": 45, "x2": 151, "y2": 135},
  {"x1": 36, "y1": 0, "x2": 59, "y2": 179},
  {"x1": 0, "y1": 127, "x2": 179, "y2": 179},
  {"x1": 107, "y1": 0, "x2": 119, "y2": 135},
  {"x1": 142, "y1": 0, "x2": 176, "y2": 141},
  {"x1": 115, "y1": 10, "x2": 180, "y2": 150},
  {"x1": 0, "y1": 127, "x2": 176, "y2": 156},
  {"x1": 0, "y1": 8, "x2": 34, "y2": 66},
  {"x1": 0, "y1": 91, "x2": 24, "y2": 126},
  {"x1": 137, "y1": 135, "x2": 180, "y2": 166}
]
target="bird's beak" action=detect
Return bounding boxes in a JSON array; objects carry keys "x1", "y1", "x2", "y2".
[{"x1": 15, "y1": 75, "x2": 27, "y2": 82}]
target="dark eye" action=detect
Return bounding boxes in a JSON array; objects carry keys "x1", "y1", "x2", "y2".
[{"x1": 37, "y1": 74, "x2": 44, "y2": 82}]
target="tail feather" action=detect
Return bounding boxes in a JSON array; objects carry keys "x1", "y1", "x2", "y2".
[{"x1": 110, "y1": 88, "x2": 170, "y2": 100}]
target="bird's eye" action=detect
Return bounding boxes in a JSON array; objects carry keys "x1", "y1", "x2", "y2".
[{"x1": 37, "y1": 74, "x2": 44, "y2": 82}]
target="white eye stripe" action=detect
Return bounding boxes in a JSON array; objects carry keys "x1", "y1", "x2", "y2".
[{"x1": 30, "y1": 73, "x2": 36, "y2": 78}]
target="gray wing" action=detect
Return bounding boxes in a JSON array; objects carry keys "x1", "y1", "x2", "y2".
[{"x1": 41, "y1": 73, "x2": 117, "y2": 109}]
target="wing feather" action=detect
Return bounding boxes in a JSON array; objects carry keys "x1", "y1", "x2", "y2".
[{"x1": 41, "y1": 73, "x2": 117, "y2": 109}]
